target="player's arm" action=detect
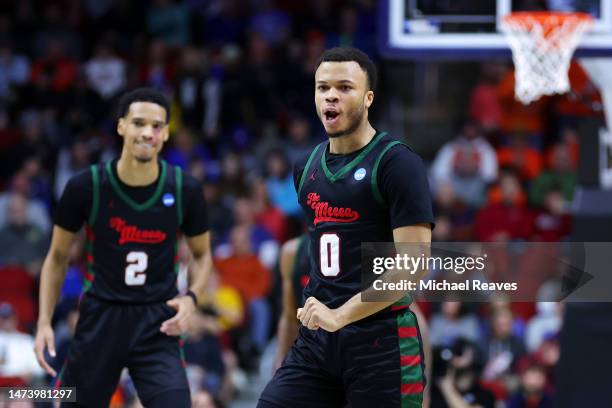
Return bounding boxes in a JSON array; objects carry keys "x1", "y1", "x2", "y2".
[
  {"x1": 34, "y1": 226, "x2": 77, "y2": 376},
  {"x1": 273, "y1": 237, "x2": 301, "y2": 372},
  {"x1": 186, "y1": 231, "x2": 214, "y2": 299},
  {"x1": 162, "y1": 174, "x2": 213, "y2": 336},
  {"x1": 161, "y1": 231, "x2": 214, "y2": 336},
  {"x1": 298, "y1": 225, "x2": 431, "y2": 331},
  {"x1": 35, "y1": 172, "x2": 90, "y2": 377}
]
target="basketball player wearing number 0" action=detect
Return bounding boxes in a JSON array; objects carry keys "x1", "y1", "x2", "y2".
[
  {"x1": 258, "y1": 47, "x2": 434, "y2": 407},
  {"x1": 34, "y1": 88, "x2": 213, "y2": 407}
]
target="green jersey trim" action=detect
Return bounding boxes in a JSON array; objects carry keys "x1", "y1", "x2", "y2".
[
  {"x1": 105, "y1": 160, "x2": 168, "y2": 212},
  {"x1": 371, "y1": 140, "x2": 404, "y2": 206},
  {"x1": 88, "y1": 165, "x2": 100, "y2": 225},
  {"x1": 320, "y1": 131, "x2": 387, "y2": 183}
]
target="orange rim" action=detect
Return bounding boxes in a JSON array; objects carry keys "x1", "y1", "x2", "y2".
[
  {"x1": 504, "y1": 11, "x2": 593, "y2": 25},
  {"x1": 503, "y1": 11, "x2": 593, "y2": 39}
]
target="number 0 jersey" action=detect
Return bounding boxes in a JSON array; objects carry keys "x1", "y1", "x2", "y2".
[
  {"x1": 55, "y1": 159, "x2": 208, "y2": 303},
  {"x1": 294, "y1": 131, "x2": 434, "y2": 309}
]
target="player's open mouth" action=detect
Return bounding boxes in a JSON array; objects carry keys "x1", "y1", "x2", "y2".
[{"x1": 323, "y1": 109, "x2": 340, "y2": 125}]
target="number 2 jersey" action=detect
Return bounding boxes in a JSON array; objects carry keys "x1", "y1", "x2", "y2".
[
  {"x1": 55, "y1": 159, "x2": 208, "y2": 303},
  {"x1": 294, "y1": 131, "x2": 434, "y2": 309}
]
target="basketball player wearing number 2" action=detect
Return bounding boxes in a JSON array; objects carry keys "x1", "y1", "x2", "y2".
[
  {"x1": 258, "y1": 47, "x2": 434, "y2": 408},
  {"x1": 34, "y1": 88, "x2": 214, "y2": 408}
]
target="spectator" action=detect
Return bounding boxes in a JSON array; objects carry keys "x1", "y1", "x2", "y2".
[
  {"x1": 248, "y1": 0, "x2": 291, "y2": 46},
  {"x1": 216, "y1": 151, "x2": 248, "y2": 199},
  {"x1": 215, "y1": 225, "x2": 272, "y2": 354},
  {"x1": 497, "y1": 132, "x2": 543, "y2": 181},
  {"x1": 530, "y1": 142, "x2": 577, "y2": 208},
  {"x1": 531, "y1": 189, "x2": 572, "y2": 241},
  {"x1": 469, "y1": 62, "x2": 505, "y2": 134},
  {"x1": 20, "y1": 156, "x2": 53, "y2": 212},
  {"x1": 138, "y1": 39, "x2": 175, "y2": 92},
  {"x1": 251, "y1": 178, "x2": 288, "y2": 243},
  {"x1": 199, "y1": 0, "x2": 248, "y2": 46},
  {"x1": 327, "y1": 6, "x2": 376, "y2": 58},
  {"x1": 431, "y1": 339, "x2": 495, "y2": 408},
  {"x1": 0, "y1": 42, "x2": 30, "y2": 102},
  {"x1": 215, "y1": 196, "x2": 279, "y2": 269},
  {"x1": 474, "y1": 171, "x2": 533, "y2": 242},
  {"x1": 0, "y1": 171, "x2": 51, "y2": 234},
  {"x1": 203, "y1": 181, "x2": 234, "y2": 240},
  {"x1": 53, "y1": 138, "x2": 91, "y2": 200},
  {"x1": 429, "y1": 302, "x2": 481, "y2": 347},
  {"x1": 507, "y1": 363, "x2": 552, "y2": 408},
  {"x1": 264, "y1": 148, "x2": 301, "y2": 218},
  {"x1": 497, "y1": 68, "x2": 549, "y2": 138},
  {"x1": 84, "y1": 43, "x2": 127, "y2": 100},
  {"x1": 525, "y1": 303, "x2": 562, "y2": 353},
  {"x1": 430, "y1": 119, "x2": 498, "y2": 207},
  {"x1": 0, "y1": 194, "x2": 47, "y2": 276},
  {"x1": 29, "y1": 38, "x2": 77, "y2": 94},
  {"x1": 554, "y1": 61, "x2": 603, "y2": 125},
  {"x1": 184, "y1": 310, "x2": 226, "y2": 397},
  {"x1": 174, "y1": 47, "x2": 221, "y2": 137},
  {"x1": 283, "y1": 116, "x2": 315, "y2": 165},
  {"x1": 163, "y1": 127, "x2": 212, "y2": 170},
  {"x1": 432, "y1": 182, "x2": 477, "y2": 241},
  {"x1": 0, "y1": 302, "x2": 44, "y2": 381},
  {"x1": 482, "y1": 307, "x2": 526, "y2": 381},
  {"x1": 146, "y1": 0, "x2": 190, "y2": 46}
]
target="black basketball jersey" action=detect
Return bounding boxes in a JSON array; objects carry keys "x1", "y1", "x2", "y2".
[
  {"x1": 296, "y1": 131, "x2": 416, "y2": 309},
  {"x1": 84, "y1": 160, "x2": 184, "y2": 303}
]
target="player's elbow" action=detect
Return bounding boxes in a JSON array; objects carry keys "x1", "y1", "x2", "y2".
[{"x1": 47, "y1": 248, "x2": 71, "y2": 269}]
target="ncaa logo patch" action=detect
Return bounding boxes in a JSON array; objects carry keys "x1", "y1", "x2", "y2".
[
  {"x1": 162, "y1": 193, "x2": 175, "y2": 207},
  {"x1": 354, "y1": 168, "x2": 367, "y2": 181}
]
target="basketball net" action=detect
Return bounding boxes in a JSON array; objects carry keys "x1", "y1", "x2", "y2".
[{"x1": 501, "y1": 12, "x2": 594, "y2": 105}]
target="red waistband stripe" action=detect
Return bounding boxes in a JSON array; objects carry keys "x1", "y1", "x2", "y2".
[
  {"x1": 400, "y1": 354, "x2": 422, "y2": 367},
  {"x1": 398, "y1": 326, "x2": 418, "y2": 338}
]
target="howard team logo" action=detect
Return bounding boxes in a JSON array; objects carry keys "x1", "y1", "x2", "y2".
[
  {"x1": 306, "y1": 193, "x2": 360, "y2": 225},
  {"x1": 110, "y1": 217, "x2": 167, "y2": 245}
]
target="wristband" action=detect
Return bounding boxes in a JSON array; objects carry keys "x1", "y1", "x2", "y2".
[{"x1": 186, "y1": 290, "x2": 198, "y2": 306}]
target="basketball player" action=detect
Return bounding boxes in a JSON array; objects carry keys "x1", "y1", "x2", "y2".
[
  {"x1": 34, "y1": 88, "x2": 213, "y2": 407},
  {"x1": 258, "y1": 47, "x2": 434, "y2": 407}
]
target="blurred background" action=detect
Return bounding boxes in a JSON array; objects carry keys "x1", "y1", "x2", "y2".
[{"x1": 0, "y1": 0, "x2": 609, "y2": 407}]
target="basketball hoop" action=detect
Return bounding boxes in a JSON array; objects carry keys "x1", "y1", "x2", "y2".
[{"x1": 501, "y1": 12, "x2": 594, "y2": 105}]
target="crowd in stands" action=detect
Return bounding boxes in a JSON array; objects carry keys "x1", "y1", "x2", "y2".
[{"x1": 0, "y1": 1, "x2": 603, "y2": 407}]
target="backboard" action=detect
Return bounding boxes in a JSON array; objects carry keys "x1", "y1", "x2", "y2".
[{"x1": 379, "y1": 0, "x2": 612, "y2": 59}]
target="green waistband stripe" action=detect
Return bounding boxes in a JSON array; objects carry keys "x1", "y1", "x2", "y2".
[
  {"x1": 397, "y1": 310, "x2": 425, "y2": 407},
  {"x1": 401, "y1": 393, "x2": 423, "y2": 407}
]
